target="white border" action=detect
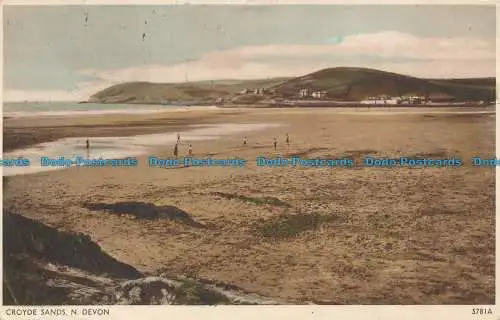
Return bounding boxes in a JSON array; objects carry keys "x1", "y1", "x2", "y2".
[{"x1": 0, "y1": 1, "x2": 497, "y2": 319}]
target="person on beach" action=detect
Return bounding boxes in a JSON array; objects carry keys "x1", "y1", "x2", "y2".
[
  {"x1": 174, "y1": 143, "x2": 179, "y2": 157},
  {"x1": 285, "y1": 133, "x2": 290, "y2": 146},
  {"x1": 177, "y1": 133, "x2": 181, "y2": 144},
  {"x1": 85, "y1": 138, "x2": 90, "y2": 158},
  {"x1": 273, "y1": 137, "x2": 277, "y2": 151},
  {"x1": 188, "y1": 144, "x2": 193, "y2": 156},
  {"x1": 244, "y1": 136, "x2": 248, "y2": 146}
]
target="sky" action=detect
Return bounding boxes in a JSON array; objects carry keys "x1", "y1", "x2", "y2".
[{"x1": 3, "y1": 5, "x2": 497, "y2": 101}]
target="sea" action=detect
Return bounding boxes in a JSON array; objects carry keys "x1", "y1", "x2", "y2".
[{"x1": 3, "y1": 101, "x2": 218, "y2": 118}]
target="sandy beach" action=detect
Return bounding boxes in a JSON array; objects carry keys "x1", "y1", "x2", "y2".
[{"x1": 3, "y1": 106, "x2": 495, "y2": 304}]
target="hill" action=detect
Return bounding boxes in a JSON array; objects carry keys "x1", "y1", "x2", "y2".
[
  {"x1": 88, "y1": 68, "x2": 495, "y2": 104},
  {"x1": 88, "y1": 78, "x2": 290, "y2": 104},
  {"x1": 271, "y1": 67, "x2": 495, "y2": 102}
]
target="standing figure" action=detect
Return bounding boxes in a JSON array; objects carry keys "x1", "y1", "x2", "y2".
[
  {"x1": 188, "y1": 144, "x2": 193, "y2": 157},
  {"x1": 85, "y1": 138, "x2": 90, "y2": 158},
  {"x1": 177, "y1": 133, "x2": 181, "y2": 144},
  {"x1": 173, "y1": 143, "x2": 179, "y2": 157},
  {"x1": 273, "y1": 137, "x2": 277, "y2": 151},
  {"x1": 244, "y1": 136, "x2": 248, "y2": 146},
  {"x1": 285, "y1": 133, "x2": 290, "y2": 146}
]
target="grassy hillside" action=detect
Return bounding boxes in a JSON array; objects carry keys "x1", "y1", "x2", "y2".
[
  {"x1": 89, "y1": 78, "x2": 290, "y2": 104},
  {"x1": 430, "y1": 78, "x2": 496, "y2": 88},
  {"x1": 272, "y1": 67, "x2": 495, "y2": 101}
]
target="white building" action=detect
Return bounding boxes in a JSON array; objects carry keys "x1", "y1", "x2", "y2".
[
  {"x1": 360, "y1": 99, "x2": 387, "y2": 105},
  {"x1": 387, "y1": 97, "x2": 402, "y2": 104},
  {"x1": 252, "y1": 88, "x2": 268, "y2": 95},
  {"x1": 401, "y1": 95, "x2": 426, "y2": 104},
  {"x1": 298, "y1": 88, "x2": 309, "y2": 98},
  {"x1": 311, "y1": 91, "x2": 327, "y2": 99},
  {"x1": 360, "y1": 96, "x2": 402, "y2": 105}
]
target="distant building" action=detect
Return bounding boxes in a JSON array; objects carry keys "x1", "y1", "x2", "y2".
[
  {"x1": 298, "y1": 88, "x2": 309, "y2": 98},
  {"x1": 389, "y1": 97, "x2": 402, "y2": 104},
  {"x1": 239, "y1": 88, "x2": 272, "y2": 95},
  {"x1": 402, "y1": 95, "x2": 426, "y2": 104},
  {"x1": 360, "y1": 95, "x2": 400, "y2": 105},
  {"x1": 251, "y1": 88, "x2": 268, "y2": 95},
  {"x1": 360, "y1": 99, "x2": 387, "y2": 105},
  {"x1": 311, "y1": 91, "x2": 328, "y2": 99},
  {"x1": 426, "y1": 93, "x2": 455, "y2": 103}
]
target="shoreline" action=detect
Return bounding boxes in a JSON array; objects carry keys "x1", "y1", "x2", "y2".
[
  {"x1": 86, "y1": 103, "x2": 495, "y2": 109},
  {"x1": 220, "y1": 103, "x2": 495, "y2": 109},
  {"x1": 3, "y1": 107, "x2": 220, "y2": 119}
]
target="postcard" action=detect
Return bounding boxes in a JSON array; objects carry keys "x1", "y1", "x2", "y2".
[{"x1": 1, "y1": 2, "x2": 496, "y2": 319}]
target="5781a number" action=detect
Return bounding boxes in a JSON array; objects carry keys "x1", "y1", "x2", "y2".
[{"x1": 472, "y1": 307, "x2": 493, "y2": 315}]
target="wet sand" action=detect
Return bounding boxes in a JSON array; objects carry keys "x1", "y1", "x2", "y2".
[
  {"x1": 3, "y1": 108, "x2": 246, "y2": 152},
  {"x1": 3, "y1": 106, "x2": 495, "y2": 304},
  {"x1": 3, "y1": 122, "x2": 282, "y2": 176}
]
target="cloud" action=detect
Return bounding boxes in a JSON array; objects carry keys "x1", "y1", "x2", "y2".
[
  {"x1": 207, "y1": 31, "x2": 494, "y2": 61},
  {"x1": 81, "y1": 31, "x2": 496, "y2": 82},
  {"x1": 5, "y1": 31, "x2": 496, "y2": 101}
]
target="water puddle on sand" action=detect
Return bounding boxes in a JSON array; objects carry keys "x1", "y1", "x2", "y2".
[{"x1": 3, "y1": 123, "x2": 282, "y2": 176}]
